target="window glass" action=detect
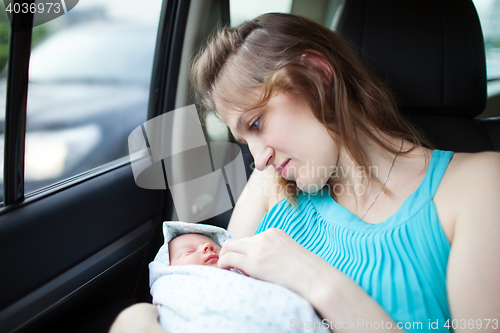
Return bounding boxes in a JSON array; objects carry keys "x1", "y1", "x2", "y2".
[
  {"x1": 0, "y1": 2, "x2": 8, "y2": 72},
  {"x1": 0, "y1": 1, "x2": 10, "y2": 202},
  {"x1": 473, "y1": 0, "x2": 500, "y2": 80},
  {"x1": 230, "y1": 0, "x2": 343, "y2": 28},
  {"x1": 230, "y1": 0, "x2": 293, "y2": 27},
  {"x1": 0, "y1": 0, "x2": 162, "y2": 199}
]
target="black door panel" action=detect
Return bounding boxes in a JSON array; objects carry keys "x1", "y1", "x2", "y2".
[{"x1": 0, "y1": 164, "x2": 167, "y2": 333}]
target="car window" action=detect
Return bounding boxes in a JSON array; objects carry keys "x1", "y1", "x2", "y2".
[
  {"x1": 473, "y1": 0, "x2": 500, "y2": 81},
  {"x1": 0, "y1": 1, "x2": 11, "y2": 203},
  {"x1": 0, "y1": 0, "x2": 162, "y2": 201},
  {"x1": 230, "y1": 0, "x2": 293, "y2": 27},
  {"x1": 0, "y1": 3, "x2": 8, "y2": 75},
  {"x1": 230, "y1": 0, "x2": 343, "y2": 28}
]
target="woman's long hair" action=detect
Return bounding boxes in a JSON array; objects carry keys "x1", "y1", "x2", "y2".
[{"x1": 191, "y1": 13, "x2": 429, "y2": 204}]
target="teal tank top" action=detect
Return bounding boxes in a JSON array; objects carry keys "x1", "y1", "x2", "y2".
[{"x1": 256, "y1": 150, "x2": 453, "y2": 332}]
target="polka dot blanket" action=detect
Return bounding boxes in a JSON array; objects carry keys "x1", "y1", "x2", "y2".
[{"x1": 149, "y1": 221, "x2": 327, "y2": 333}]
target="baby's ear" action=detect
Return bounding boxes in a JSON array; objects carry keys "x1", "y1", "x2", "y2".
[{"x1": 300, "y1": 50, "x2": 333, "y2": 83}]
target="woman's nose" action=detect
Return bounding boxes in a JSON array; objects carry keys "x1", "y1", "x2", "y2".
[{"x1": 249, "y1": 141, "x2": 274, "y2": 171}]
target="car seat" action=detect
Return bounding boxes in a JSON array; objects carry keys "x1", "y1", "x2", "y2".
[{"x1": 334, "y1": 0, "x2": 500, "y2": 152}]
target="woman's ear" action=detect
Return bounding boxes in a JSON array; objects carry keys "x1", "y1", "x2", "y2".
[{"x1": 300, "y1": 50, "x2": 333, "y2": 83}]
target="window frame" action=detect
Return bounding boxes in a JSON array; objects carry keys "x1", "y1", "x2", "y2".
[{"x1": 2, "y1": 4, "x2": 33, "y2": 205}]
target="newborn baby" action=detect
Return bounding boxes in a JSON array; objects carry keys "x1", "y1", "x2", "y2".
[
  {"x1": 149, "y1": 221, "x2": 328, "y2": 333},
  {"x1": 168, "y1": 233, "x2": 221, "y2": 267}
]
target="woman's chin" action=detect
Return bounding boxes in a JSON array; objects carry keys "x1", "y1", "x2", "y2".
[{"x1": 296, "y1": 179, "x2": 327, "y2": 194}]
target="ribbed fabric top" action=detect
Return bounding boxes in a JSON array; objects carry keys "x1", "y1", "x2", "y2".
[{"x1": 256, "y1": 150, "x2": 454, "y2": 331}]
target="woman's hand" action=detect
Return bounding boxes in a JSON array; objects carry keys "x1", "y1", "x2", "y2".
[
  {"x1": 218, "y1": 228, "x2": 330, "y2": 297},
  {"x1": 219, "y1": 228, "x2": 403, "y2": 332},
  {"x1": 109, "y1": 303, "x2": 165, "y2": 333}
]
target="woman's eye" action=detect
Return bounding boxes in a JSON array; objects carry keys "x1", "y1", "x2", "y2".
[{"x1": 249, "y1": 118, "x2": 260, "y2": 130}]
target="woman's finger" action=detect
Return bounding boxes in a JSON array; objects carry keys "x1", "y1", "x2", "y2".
[
  {"x1": 220, "y1": 238, "x2": 253, "y2": 255},
  {"x1": 218, "y1": 250, "x2": 248, "y2": 270}
]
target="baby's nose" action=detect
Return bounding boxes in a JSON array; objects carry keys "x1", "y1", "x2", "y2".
[{"x1": 202, "y1": 243, "x2": 215, "y2": 253}]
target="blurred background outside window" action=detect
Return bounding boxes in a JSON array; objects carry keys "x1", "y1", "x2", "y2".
[
  {"x1": 474, "y1": 0, "x2": 500, "y2": 81},
  {"x1": 0, "y1": 0, "x2": 162, "y2": 203}
]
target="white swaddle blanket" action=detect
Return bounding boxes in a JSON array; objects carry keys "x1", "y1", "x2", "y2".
[{"x1": 149, "y1": 221, "x2": 328, "y2": 333}]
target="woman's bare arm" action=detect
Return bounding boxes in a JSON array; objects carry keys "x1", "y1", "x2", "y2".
[
  {"x1": 228, "y1": 166, "x2": 284, "y2": 238},
  {"x1": 440, "y1": 152, "x2": 500, "y2": 330}
]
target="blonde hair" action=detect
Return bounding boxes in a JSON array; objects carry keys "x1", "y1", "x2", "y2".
[{"x1": 191, "y1": 13, "x2": 429, "y2": 204}]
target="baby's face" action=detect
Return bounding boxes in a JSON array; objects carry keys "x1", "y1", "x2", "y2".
[{"x1": 169, "y1": 234, "x2": 221, "y2": 267}]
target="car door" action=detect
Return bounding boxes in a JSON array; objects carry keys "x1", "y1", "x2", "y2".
[{"x1": 0, "y1": 1, "x2": 193, "y2": 332}]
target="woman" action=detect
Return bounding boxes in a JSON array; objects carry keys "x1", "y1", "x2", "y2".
[{"x1": 111, "y1": 13, "x2": 500, "y2": 332}]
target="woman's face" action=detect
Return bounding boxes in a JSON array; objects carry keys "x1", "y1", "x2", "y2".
[{"x1": 218, "y1": 91, "x2": 338, "y2": 193}]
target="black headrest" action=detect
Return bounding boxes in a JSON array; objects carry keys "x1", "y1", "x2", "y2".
[{"x1": 335, "y1": 0, "x2": 487, "y2": 118}]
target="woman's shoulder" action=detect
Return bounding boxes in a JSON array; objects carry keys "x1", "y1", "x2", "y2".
[
  {"x1": 445, "y1": 151, "x2": 500, "y2": 206},
  {"x1": 434, "y1": 151, "x2": 500, "y2": 243},
  {"x1": 444, "y1": 151, "x2": 500, "y2": 183},
  {"x1": 437, "y1": 151, "x2": 500, "y2": 199}
]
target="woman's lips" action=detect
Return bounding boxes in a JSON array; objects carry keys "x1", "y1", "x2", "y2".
[{"x1": 277, "y1": 159, "x2": 290, "y2": 179}]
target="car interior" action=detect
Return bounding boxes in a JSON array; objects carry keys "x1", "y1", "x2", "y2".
[
  {"x1": 0, "y1": 0, "x2": 498, "y2": 332},
  {"x1": 336, "y1": 0, "x2": 500, "y2": 152}
]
